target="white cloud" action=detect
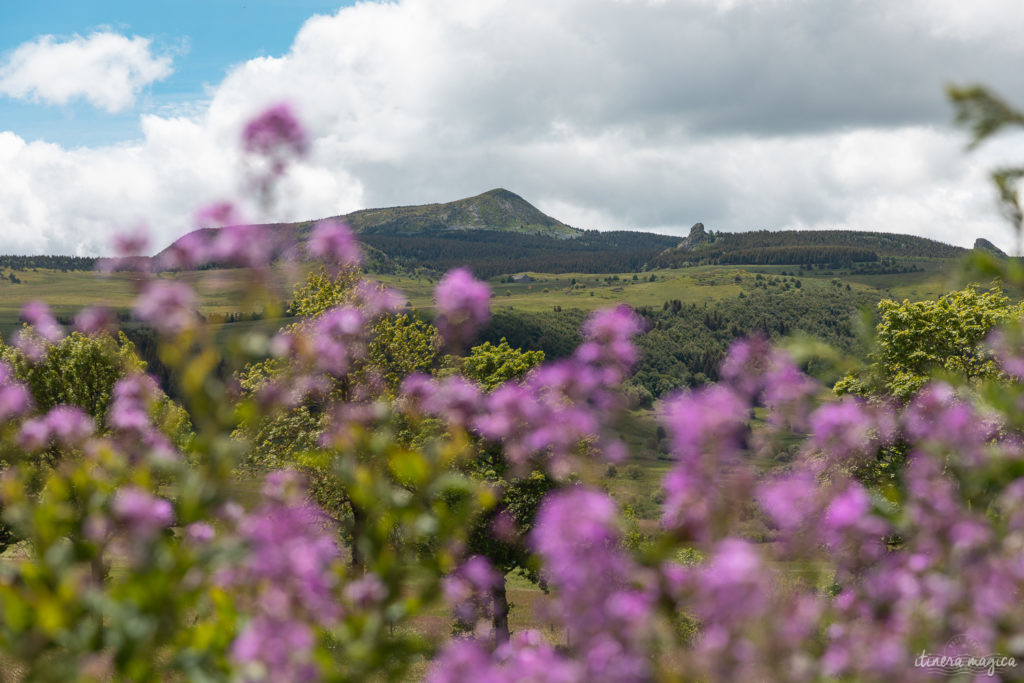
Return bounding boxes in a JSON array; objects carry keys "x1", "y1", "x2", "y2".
[
  {"x1": 0, "y1": 31, "x2": 174, "y2": 113},
  {"x1": 2, "y1": 0, "x2": 1024, "y2": 256}
]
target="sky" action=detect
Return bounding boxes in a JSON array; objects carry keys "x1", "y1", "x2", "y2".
[{"x1": 3, "y1": 0, "x2": 1024, "y2": 256}]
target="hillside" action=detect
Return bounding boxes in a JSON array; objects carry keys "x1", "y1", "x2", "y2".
[
  {"x1": 325, "y1": 188, "x2": 580, "y2": 238},
  {"x1": 359, "y1": 229, "x2": 679, "y2": 278},
  {"x1": 152, "y1": 189, "x2": 992, "y2": 279},
  {"x1": 154, "y1": 188, "x2": 582, "y2": 268},
  {"x1": 650, "y1": 224, "x2": 969, "y2": 269}
]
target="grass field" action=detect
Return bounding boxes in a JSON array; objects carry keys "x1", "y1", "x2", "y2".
[{"x1": 0, "y1": 255, "x2": 968, "y2": 341}]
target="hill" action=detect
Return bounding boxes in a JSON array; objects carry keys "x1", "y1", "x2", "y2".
[
  {"x1": 326, "y1": 188, "x2": 580, "y2": 238},
  {"x1": 152, "y1": 190, "x2": 992, "y2": 280},
  {"x1": 649, "y1": 225, "x2": 968, "y2": 269}
]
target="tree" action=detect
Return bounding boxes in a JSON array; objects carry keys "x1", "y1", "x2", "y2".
[
  {"x1": 0, "y1": 330, "x2": 190, "y2": 446},
  {"x1": 460, "y1": 338, "x2": 549, "y2": 645},
  {"x1": 0, "y1": 330, "x2": 191, "y2": 551},
  {"x1": 459, "y1": 338, "x2": 544, "y2": 392},
  {"x1": 834, "y1": 286, "x2": 1024, "y2": 401},
  {"x1": 239, "y1": 268, "x2": 443, "y2": 566}
]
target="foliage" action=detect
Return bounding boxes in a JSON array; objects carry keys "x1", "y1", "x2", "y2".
[
  {"x1": 0, "y1": 254, "x2": 97, "y2": 271},
  {"x1": 9, "y1": 99, "x2": 1024, "y2": 683},
  {"x1": 460, "y1": 338, "x2": 545, "y2": 391},
  {"x1": 835, "y1": 286, "x2": 1024, "y2": 400},
  {"x1": 0, "y1": 331, "x2": 145, "y2": 418},
  {"x1": 367, "y1": 313, "x2": 442, "y2": 392}
]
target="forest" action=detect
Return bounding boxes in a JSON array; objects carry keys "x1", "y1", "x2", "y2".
[
  {"x1": 650, "y1": 228, "x2": 968, "y2": 268},
  {"x1": 358, "y1": 229, "x2": 680, "y2": 277}
]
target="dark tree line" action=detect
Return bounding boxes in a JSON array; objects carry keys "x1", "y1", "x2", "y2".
[
  {"x1": 650, "y1": 229, "x2": 966, "y2": 268},
  {"x1": 0, "y1": 255, "x2": 97, "y2": 271},
  {"x1": 713, "y1": 245, "x2": 878, "y2": 266},
  {"x1": 358, "y1": 230, "x2": 679, "y2": 278}
]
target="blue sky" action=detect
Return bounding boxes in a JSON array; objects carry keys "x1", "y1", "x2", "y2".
[
  {"x1": 2, "y1": 0, "x2": 1024, "y2": 255},
  {"x1": 0, "y1": 0, "x2": 352, "y2": 146}
]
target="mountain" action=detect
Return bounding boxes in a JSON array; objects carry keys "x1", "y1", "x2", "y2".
[
  {"x1": 325, "y1": 188, "x2": 580, "y2": 238},
  {"x1": 154, "y1": 188, "x2": 580, "y2": 267},
  {"x1": 155, "y1": 189, "x2": 978, "y2": 278}
]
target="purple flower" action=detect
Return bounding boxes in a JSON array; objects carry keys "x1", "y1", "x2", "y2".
[
  {"x1": 108, "y1": 374, "x2": 159, "y2": 433},
  {"x1": 17, "y1": 417, "x2": 50, "y2": 451},
  {"x1": 902, "y1": 383, "x2": 992, "y2": 460},
  {"x1": 133, "y1": 281, "x2": 197, "y2": 335},
  {"x1": 96, "y1": 228, "x2": 154, "y2": 272},
  {"x1": 307, "y1": 220, "x2": 362, "y2": 267},
  {"x1": 444, "y1": 556, "x2": 500, "y2": 625},
  {"x1": 576, "y1": 305, "x2": 644, "y2": 376},
  {"x1": 312, "y1": 306, "x2": 366, "y2": 376},
  {"x1": 231, "y1": 616, "x2": 316, "y2": 681},
  {"x1": 719, "y1": 336, "x2": 784, "y2": 398},
  {"x1": 73, "y1": 306, "x2": 116, "y2": 336},
  {"x1": 45, "y1": 405, "x2": 95, "y2": 445},
  {"x1": 113, "y1": 229, "x2": 150, "y2": 257},
  {"x1": 821, "y1": 482, "x2": 888, "y2": 568},
  {"x1": 0, "y1": 363, "x2": 32, "y2": 424},
  {"x1": 17, "y1": 405, "x2": 94, "y2": 451},
  {"x1": 422, "y1": 375, "x2": 482, "y2": 428},
  {"x1": 434, "y1": 268, "x2": 491, "y2": 347},
  {"x1": 12, "y1": 329, "x2": 47, "y2": 362},
  {"x1": 212, "y1": 223, "x2": 276, "y2": 268},
  {"x1": 988, "y1": 328, "x2": 1024, "y2": 379},
  {"x1": 159, "y1": 230, "x2": 212, "y2": 270},
  {"x1": 262, "y1": 468, "x2": 306, "y2": 504},
  {"x1": 661, "y1": 384, "x2": 748, "y2": 464},
  {"x1": 758, "y1": 470, "x2": 820, "y2": 532},
  {"x1": 532, "y1": 488, "x2": 652, "y2": 682},
  {"x1": 428, "y1": 633, "x2": 582, "y2": 683},
  {"x1": 356, "y1": 281, "x2": 404, "y2": 318},
  {"x1": 21, "y1": 300, "x2": 63, "y2": 343},
  {"x1": 808, "y1": 398, "x2": 886, "y2": 466},
  {"x1": 186, "y1": 522, "x2": 215, "y2": 544},
  {"x1": 111, "y1": 486, "x2": 174, "y2": 539},
  {"x1": 232, "y1": 472, "x2": 341, "y2": 624},
  {"x1": 242, "y1": 103, "x2": 309, "y2": 158},
  {"x1": 193, "y1": 201, "x2": 245, "y2": 229},
  {"x1": 344, "y1": 574, "x2": 387, "y2": 607}
]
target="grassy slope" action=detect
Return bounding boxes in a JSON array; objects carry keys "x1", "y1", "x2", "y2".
[{"x1": 0, "y1": 256, "x2": 963, "y2": 338}]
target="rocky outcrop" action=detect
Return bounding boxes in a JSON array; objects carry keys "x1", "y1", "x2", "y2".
[{"x1": 973, "y1": 237, "x2": 1007, "y2": 257}]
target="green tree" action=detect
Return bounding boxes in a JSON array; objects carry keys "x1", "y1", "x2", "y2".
[
  {"x1": 1, "y1": 331, "x2": 144, "y2": 419},
  {"x1": 238, "y1": 269, "x2": 443, "y2": 566},
  {"x1": 0, "y1": 330, "x2": 191, "y2": 551},
  {"x1": 366, "y1": 313, "x2": 441, "y2": 393},
  {"x1": 835, "y1": 286, "x2": 1024, "y2": 401},
  {"x1": 460, "y1": 338, "x2": 549, "y2": 645},
  {"x1": 459, "y1": 338, "x2": 544, "y2": 392},
  {"x1": 0, "y1": 330, "x2": 190, "y2": 446}
]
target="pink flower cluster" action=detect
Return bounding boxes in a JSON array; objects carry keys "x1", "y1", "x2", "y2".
[
  {"x1": 18, "y1": 405, "x2": 95, "y2": 451},
  {"x1": 434, "y1": 268, "x2": 492, "y2": 348},
  {"x1": 0, "y1": 361, "x2": 32, "y2": 424},
  {"x1": 227, "y1": 471, "x2": 341, "y2": 680}
]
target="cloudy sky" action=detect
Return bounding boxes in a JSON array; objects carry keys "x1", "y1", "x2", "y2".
[{"x1": 3, "y1": 0, "x2": 1024, "y2": 255}]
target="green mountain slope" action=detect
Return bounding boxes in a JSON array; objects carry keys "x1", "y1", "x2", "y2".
[
  {"x1": 326, "y1": 188, "x2": 580, "y2": 238},
  {"x1": 650, "y1": 225, "x2": 968, "y2": 269}
]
